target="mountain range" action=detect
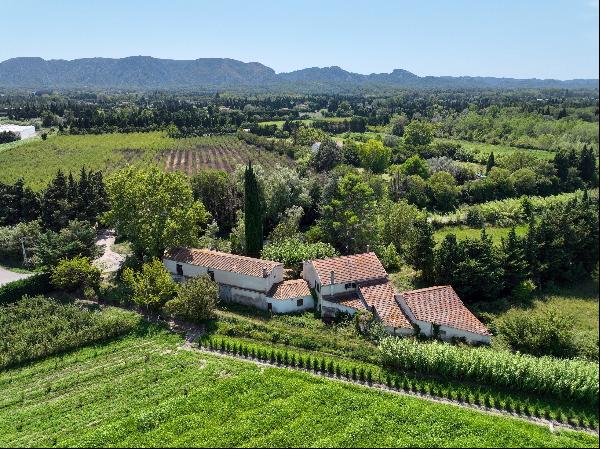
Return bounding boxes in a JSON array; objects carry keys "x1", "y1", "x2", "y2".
[{"x1": 0, "y1": 56, "x2": 597, "y2": 92}]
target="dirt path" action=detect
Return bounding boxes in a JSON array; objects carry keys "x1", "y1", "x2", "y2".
[{"x1": 94, "y1": 229, "x2": 125, "y2": 276}]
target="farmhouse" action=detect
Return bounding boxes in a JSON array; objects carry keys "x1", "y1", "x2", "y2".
[
  {"x1": 163, "y1": 248, "x2": 314, "y2": 313},
  {"x1": 0, "y1": 124, "x2": 36, "y2": 140},
  {"x1": 163, "y1": 248, "x2": 490, "y2": 343}
]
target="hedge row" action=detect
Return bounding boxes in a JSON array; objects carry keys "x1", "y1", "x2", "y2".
[{"x1": 0, "y1": 272, "x2": 52, "y2": 305}]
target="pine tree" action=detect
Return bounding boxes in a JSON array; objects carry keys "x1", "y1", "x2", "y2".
[
  {"x1": 485, "y1": 152, "x2": 495, "y2": 174},
  {"x1": 244, "y1": 162, "x2": 264, "y2": 257}
]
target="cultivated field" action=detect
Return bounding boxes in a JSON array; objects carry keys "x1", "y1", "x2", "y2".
[
  {"x1": 161, "y1": 136, "x2": 294, "y2": 174},
  {"x1": 0, "y1": 328, "x2": 596, "y2": 448},
  {"x1": 0, "y1": 132, "x2": 293, "y2": 190}
]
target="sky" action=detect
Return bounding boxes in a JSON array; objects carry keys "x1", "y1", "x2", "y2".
[{"x1": 1, "y1": 0, "x2": 598, "y2": 79}]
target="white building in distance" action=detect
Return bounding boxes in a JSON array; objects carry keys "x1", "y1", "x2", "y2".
[{"x1": 0, "y1": 124, "x2": 36, "y2": 140}]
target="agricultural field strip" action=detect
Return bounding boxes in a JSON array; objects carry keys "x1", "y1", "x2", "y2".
[
  {"x1": 189, "y1": 343, "x2": 596, "y2": 434},
  {"x1": 0, "y1": 339, "x2": 157, "y2": 401},
  {"x1": 2, "y1": 332, "x2": 596, "y2": 447},
  {"x1": 1, "y1": 339, "x2": 196, "y2": 446}
]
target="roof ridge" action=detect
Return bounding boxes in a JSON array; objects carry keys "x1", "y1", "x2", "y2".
[{"x1": 401, "y1": 285, "x2": 452, "y2": 294}]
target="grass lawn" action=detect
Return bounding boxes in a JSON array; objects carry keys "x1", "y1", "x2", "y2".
[
  {"x1": 433, "y1": 224, "x2": 529, "y2": 245},
  {"x1": 436, "y1": 138, "x2": 556, "y2": 162},
  {"x1": 0, "y1": 328, "x2": 596, "y2": 448}
]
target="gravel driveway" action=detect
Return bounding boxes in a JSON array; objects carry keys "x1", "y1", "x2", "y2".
[{"x1": 0, "y1": 266, "x2": 32, "y2": 287}]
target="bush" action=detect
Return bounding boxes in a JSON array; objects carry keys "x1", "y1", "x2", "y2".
[
  {"x1": 494, "y1": 306, "x2": 579, "y2": 359},
  {"x1": 0, "y1": 272, "x2": 52, "y2": 305},
  {"x1": 0, "y1": 295, "x2": 140, "y2": 369},
  {"x1": 51, "y1": 257, "x2": 101, "y2": 293},
  {"x1": 163, "y1": 276, "x2": 219, "y2": 323},
  {"x1": 122, "y1": 258, "x2": 177, "y2": 311}
]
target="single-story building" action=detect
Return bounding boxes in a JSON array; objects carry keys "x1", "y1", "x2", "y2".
[
  {"x1": 396, "y1": 285, "x2": 491, "y2": 344},
  {"x1": 163, "y1": 248, "x2": 313, "y2": 313}
]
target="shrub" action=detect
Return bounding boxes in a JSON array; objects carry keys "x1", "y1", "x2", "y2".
[
  {"x1": 122, "y1": 258, "x2": 177, "y2": 311},
  {"x1": 51, "y1": 257, "x2": 101, "y2": 293},
  {"x1": 0, "y1": 272, "x2": 51, "y2": 305},
  {"x1": 0, "y1": 295, "x2": 140, "y2": 369},
  {"x1": 494, "y1": 306, "x2": 579, "y2": 359},
  {"x1": 163, "y1": 276, "x2": 218, "y2": 323}
]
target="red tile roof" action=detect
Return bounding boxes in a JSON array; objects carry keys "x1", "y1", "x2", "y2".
[
  {"x1": 268, "y1": 279, "x2": 311, "y2": 300},
  {"x1": 399, "y1": 286, "x2": 490, "y2": 336},
  {"x1": 309, "y1": 252, "x2": 387, "y2": 286},
  {"x1": 325, "y1": 291, "x2": 366, "y2": 311},
  {"x1": 164, "y1": 248, "x2": 282, "y2": 278},
  {"x1": 359, "y1": 281, "x2": 412, "y2": 329}
]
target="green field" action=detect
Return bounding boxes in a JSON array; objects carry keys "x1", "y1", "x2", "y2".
[
  {"x1": 0, "y1": 328, "x2": 596, "y2": 448},
  {"x1": 437, "y1": 138, "x2": 556, "y2": 162},
  {"x1": 0, "y1": 132, "x2": 293, "y2": 190},
  {"x1": 433, "y1": 224, "x2": 529, "y2": 245}
]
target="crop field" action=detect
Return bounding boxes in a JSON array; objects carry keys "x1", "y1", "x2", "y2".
[
  {"x1": 0, "y1": 328, "x2": 596, "y2": 448},
  {"x1": 437, "y1": 138, "x2": 556, "y2": 162},
  {"x1": 0, "y1": 132, "x2": 293, "y2": 190},
  {"x1": 161, "y1": 136, "x2": 294, "y2": 174}
]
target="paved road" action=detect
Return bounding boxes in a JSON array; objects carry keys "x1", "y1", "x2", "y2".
[{"x1": 0, "y1": 266, "x2": 32, "y2": 287}]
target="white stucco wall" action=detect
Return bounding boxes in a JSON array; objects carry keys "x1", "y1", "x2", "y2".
[
  {"x1": 412, "y1": 320, "x2": 490, "y2": 345},
  {"x1": 384, "y1": 326, "x2": 414, "y2": 337},
  {"x1": 271, "y1": 295, "x2": 314, "y2": 314}
]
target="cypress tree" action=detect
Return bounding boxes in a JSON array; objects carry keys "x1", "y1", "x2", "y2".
[
  {"x1": 578, "y1": 145, "x2": 598, "y2": 187},
  {"x1": 501, "y1": 227, "x2": 528, "y2": 296},
  {"x1": 40, "y1": 169, "x2": 69, "y2": 231},
  {"x1": 244, "y1": 162, "x2": 264, "y2": 257},
  {"x1": 485, "y1": 152, "x2": 495, "y2": 174}
]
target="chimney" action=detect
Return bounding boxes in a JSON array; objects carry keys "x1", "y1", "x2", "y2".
[
  {"x1": 330, "y1": 270, "x2": 335, "y2": 285},
  {"x1": 366, "y1": 244, "x2": 370, "y2": 253},
  {"x1": 262, "y1": 266, "x2": 268, "y2": 278}
]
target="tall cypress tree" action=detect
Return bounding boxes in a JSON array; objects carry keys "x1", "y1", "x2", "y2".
[
  {"x1": 41, "y1": 169, "x2": 69, "y2": 231},
  {"x1": 578, "y1": 145, "x2": 598, "y2": 187},
  {"x1": 410, "y1": 218, "x2": 435, "y2": 283},
  {"x1": 485, "y1": 152, "x2": 495, "y2": 174},
  {"x1": 501, "y1": 227, "x2": 528, "y2": 295},
  {"x1": 244, "y1": 162, "x2": 264, "y2": 257}
]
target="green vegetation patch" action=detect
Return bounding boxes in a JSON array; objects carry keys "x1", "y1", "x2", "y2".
[{"x1": 0, "y1": 330, "x2": 596, "y2": 448}]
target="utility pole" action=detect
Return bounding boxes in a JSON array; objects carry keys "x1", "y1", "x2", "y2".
[{"x1": 20, "y1": 237, "x2": 28, "y2": 266}]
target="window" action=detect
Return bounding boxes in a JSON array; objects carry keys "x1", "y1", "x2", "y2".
[
  {"x1": 176, "y1": 264, "x2": 183, "y2": 276},
  {"x1": 344, "y1": 282, "x2": 357, "y2": 289},
  {"x1": 267, "y1": 303, "x2": 272, "y2": 312},
  {"x1": 296, "y1": 298, "x2": 304, "y2": 307},
  {"x1": 207, "y1": 270, "x2": 215, "y2": 281}
]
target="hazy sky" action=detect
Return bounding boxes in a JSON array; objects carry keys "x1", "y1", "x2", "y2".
[{"x1": 1, "y1": 0, "x2": 598, "y2": 79}]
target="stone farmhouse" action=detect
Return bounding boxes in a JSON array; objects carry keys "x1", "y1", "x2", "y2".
[{"x1": 163, "y1": 248, "x2": 490, "y2": 344}]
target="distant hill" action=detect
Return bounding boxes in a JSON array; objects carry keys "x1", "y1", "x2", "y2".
[{"x1": 0, "y1": 56, "x2": 597, "y2": 91}]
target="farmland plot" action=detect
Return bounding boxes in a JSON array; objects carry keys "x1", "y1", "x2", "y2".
[
  {"x1": 0, "y1": 328, "x2": 596, "y2": 448},
  {"x1": 161, "y1": 135, "x2": 294, "y2": 174}
]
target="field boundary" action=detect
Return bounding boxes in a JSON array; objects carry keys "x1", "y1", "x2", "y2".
[{"x1": 183, "y1": 339, "x2": 597, "y2": 436}]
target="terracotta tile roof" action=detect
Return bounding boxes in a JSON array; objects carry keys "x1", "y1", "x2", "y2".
[
  {"x1": 399, "y1": 286, "x2": 490, "y2": 336},
  {"x1": 309, "y1": 252, "x2": 387, "y2": 286},
  {"x1": 268, "y1": 279, "x2": 311, "y2": 300},
  {"x1": 358, "y1": 281, "x2": 412, "y2": 329},
  {"x1": 164, "y1": 248, "x2": 282, "y2": 278},
  {"x1": 325, "y1": 291, "x2": 366, "y2": 311}
]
